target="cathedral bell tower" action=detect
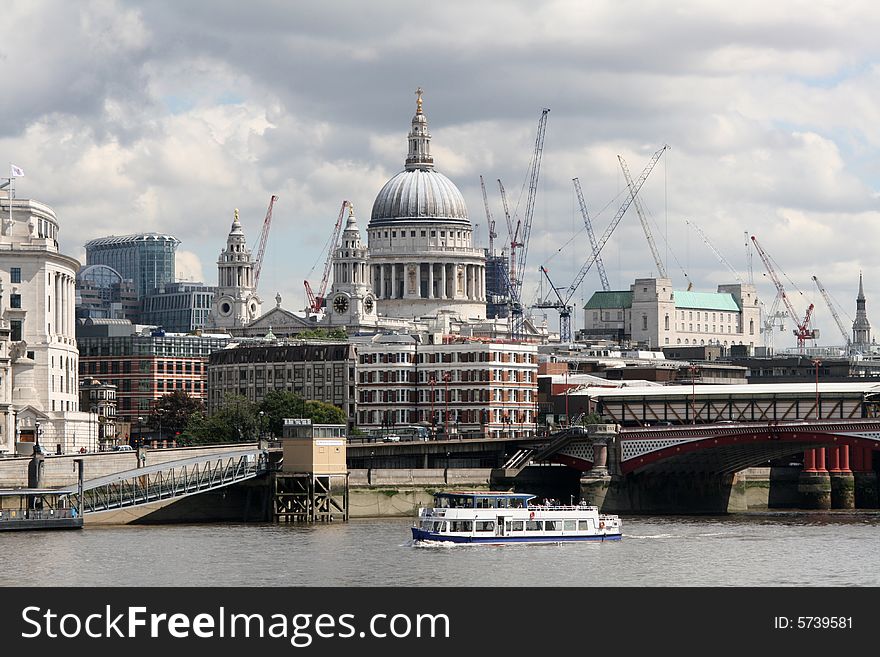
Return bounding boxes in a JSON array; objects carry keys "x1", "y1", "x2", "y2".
[
  {"x1": 209, "y1": 208, "x2": 262, "y2": 329},
  {"x1": 327, "y1": 203, "x2": 377, "y2": 327}
]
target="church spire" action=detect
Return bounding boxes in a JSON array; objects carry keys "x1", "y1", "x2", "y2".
[
  {"x1": 853, "y1": 271, "x2": 871, "y2": 347},
  {"x1": 858, "y1": 271, "x2": 865, "y2": 301},
  {"x1": 405, "y1": 87, "x2": 434, "y2": 171}
]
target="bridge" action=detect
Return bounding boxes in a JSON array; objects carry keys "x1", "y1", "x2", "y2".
[{"x1": 62, "y1": 448, "x2": 268, "y2": 518}]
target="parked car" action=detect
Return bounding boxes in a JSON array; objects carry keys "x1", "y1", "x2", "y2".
[
  {"x1": 113, "y1": 445, "x2": 134, "y2": 452},
  {"x1": 382, "y1": 434, "x2": 401, "y2": 442}
]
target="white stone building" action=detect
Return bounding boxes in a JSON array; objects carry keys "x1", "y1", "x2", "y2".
[
  {"x1": 583, "y1": 277, "x2": 761, "y2": 349},
  {"x1": 206, "y1": 209, "x2": 262, "y2": 330},
  {"x1": 364, "y1": 89, "x2": 487, "y2": 322},
  {"x1": 0, "y1": 193, "x2": 92, "y2": 454}
]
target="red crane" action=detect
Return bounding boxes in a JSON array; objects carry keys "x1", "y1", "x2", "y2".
[
  {"x1": 253, "y1": 194, "x2": 278, "y2": 289},
  {"x1": 751, "y1": 235, "x2": 817, "y2": 351},
  {"x1": 304, "y1": 200, "x2": 348, "y2": 313}
]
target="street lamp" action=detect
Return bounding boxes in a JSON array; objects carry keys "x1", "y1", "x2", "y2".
[
  {"x1": 688, "y1": 364, "x2": 699, "y2": 424},
  {"x1": 136, "y1": 416, "x2": 144, "y2": 448},
  {"x1": 812, "y1": 359, "x2": 822, "y2": 420},
  {"x1": 34, "y1": 420, "x2": 42, "y2": 454},
  {"x1": 156, "y1": 408, "x2": 165, "y2": 446},
  {"x1": 258, "y1": 410, "x2": 265, "y2": 445}
]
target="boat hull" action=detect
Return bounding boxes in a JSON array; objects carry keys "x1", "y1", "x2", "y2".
[{"x1": 411, "y1": 527, "x2": 621, "y2": 544}]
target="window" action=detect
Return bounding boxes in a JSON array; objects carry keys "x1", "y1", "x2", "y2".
[
  {"x1": 475, "y1": 521, "x2": 495, "y2": 532},
  {"x1": 564, "y1": 520, "x2": 576, "y2": 531},
  {"x1": 10, "y1": 320, "x2": 22, "y2": 341},
  {"x1": 578, "y1": 520, "x2": 592, "y2": 531},
  {"x1": 10, "y1": 294, "x2": 21, "y2": 308},
  {"x1": 10, "y1": 267, "x2": 21, "y2": 283},
  {"x1": 525, "y1": 520, "x2": 543, "y2": 531}
]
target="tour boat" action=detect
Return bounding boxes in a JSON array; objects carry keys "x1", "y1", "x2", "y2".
[{"x1": 411, "y1": 491, "x2": 622, "y2": 545}]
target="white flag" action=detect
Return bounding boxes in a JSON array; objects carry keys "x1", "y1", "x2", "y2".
[{"x1": 10, "y1": 164, "x2": 24, "y2": 177}]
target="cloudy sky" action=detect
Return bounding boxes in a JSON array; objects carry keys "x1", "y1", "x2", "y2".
[{"x1": 3, "y1": 0, "x2": 880, "y2": 349}]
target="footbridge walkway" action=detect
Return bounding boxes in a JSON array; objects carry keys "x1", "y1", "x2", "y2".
[{"x1": 60, "y1": 448, "x2": 269, "y2": 516}]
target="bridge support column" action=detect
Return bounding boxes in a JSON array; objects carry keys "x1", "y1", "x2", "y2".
[
  {"x1": 798, "y1": 448, "x2": 831, "y2": 510},
  {"x1": 829, "y1": 445, "x2": 855, "y2": 509},
  {"x1": 853, "y1": 446, "x2": 879, "y2": 509},
  {"x1": 578, "y1": 427, "x2": 615, "y2": 510}
]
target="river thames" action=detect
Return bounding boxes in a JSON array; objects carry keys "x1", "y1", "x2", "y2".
[{"x1": 3, "y1": 512, "x2": 879, "y2": 587}]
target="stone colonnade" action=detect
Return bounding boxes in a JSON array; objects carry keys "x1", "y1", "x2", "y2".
[
  {"x1": 372, "y1": 262, "x2": 485, "y2": 301},
  {"x1": 52, "y1": 270, "x2": 75, "y2": 338}
]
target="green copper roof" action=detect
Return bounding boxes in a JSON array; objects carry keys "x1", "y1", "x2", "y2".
[
  {"x1": 584, "y1": 291, "x2": 633, "y2": 310},
  {"x1": 673, "y1": 290, "x2": 740, "y2": 311}
]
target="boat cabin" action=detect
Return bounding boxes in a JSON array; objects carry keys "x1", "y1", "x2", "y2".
[{"x1": 433, "y1": 492, "x2": 534, "y2": 509}]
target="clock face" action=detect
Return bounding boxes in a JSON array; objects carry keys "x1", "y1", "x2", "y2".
[
  {"x1": 333, "y1": 295, "x2": 349, "y2": 314},
  {"x1": 363, "y1": 296, "x2": 374, "y2": 313}
]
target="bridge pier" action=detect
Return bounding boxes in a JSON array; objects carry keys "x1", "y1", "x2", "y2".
[
  {"x1": 828, "y1": 446, "x2": 855, "y2": 510},
  {"x1": 853, "y1": 446, "x2": 878, "y2": 509},
  {"x1": 798, "y1": 449, "x2": 832, "y2": 510},
  {"x1": 578, "y1": 429, "x2": 613, "y2": 509}
]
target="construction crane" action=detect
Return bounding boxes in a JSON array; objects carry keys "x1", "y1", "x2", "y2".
[
  {"x1": 812, "y1": 275, "x2": 851, "y2": 351},
  {"x1": 480, "y1": 175, "x2": 497, "y2": 256},
  {"x1": 535, "y1": 144, "x2": 668, "y2": 342},
  {"x1": 760, "y1": 293, "x2": 788, "y2": 350},
  {"x1": 686, "y1": 220, "x2": 742, "y2": 283},
  {"x1": 618, "y1": 155, "x2": 667, "y2": 279},
  {"x1": 572, "y1": 177, "x2": 609, "y2": 292},
  {"x1": 498, "y1": 108, "x2": 550, "y2": 337},
  {"x1": 253, "y1": 194, "x2": 278, "y2": 289},
  {"x1": 751, "y1": 235, "x2": 817, "y2": 351},
  {"x1": 304, "y1": 200, "x2": 348, "y2": 313}
]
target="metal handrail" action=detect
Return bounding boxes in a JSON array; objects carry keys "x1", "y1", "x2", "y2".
[{"x1": 70, "y1": 451, "x2": 267, "y2": 514}]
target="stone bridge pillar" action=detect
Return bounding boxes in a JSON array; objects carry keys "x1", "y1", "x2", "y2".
[
  {"x1": 853, "y1": 446, "x2": 879, "y2": 509},
  {"x1": 829, "y1": 445, "x2": 855, "y2": 509},
  {"x1": 798, "y1": 448, "x2": 831, "y2": 510},
  {"x1": 579, "y1": 424, "x2": 619, "y2": 510}
]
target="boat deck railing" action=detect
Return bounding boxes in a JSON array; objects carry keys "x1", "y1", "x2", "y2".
[
  {"x1": 526, "y1": 504, "x2": 599, "y2": 512},
  {"x1": 0, "y1": 508, "x2": 78, "y2": 522}
]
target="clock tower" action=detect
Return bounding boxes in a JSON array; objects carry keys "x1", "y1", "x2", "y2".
[
  {"x1": 327, "y1": 203, "x2": 377, "y2": 328},
  {"x1": 208, "y1": 208, "x2": 262, "y2": 329}
]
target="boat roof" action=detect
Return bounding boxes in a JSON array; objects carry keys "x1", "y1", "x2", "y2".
[{"x1": 437, "y1": 491, "x2": 534, "y2": 498}]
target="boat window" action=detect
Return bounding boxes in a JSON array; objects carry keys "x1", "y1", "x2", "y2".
[
  {"x1": 525, "y1": 520, "x2": 543, "y2": 531},
  {"x1": 509, "y1": 498, "x2": 524, "y2": 508},
  {"x1": 496, "y1": 497, "x2": 507, "y2": 508},
  {"x1": 437, "y1": 497, "x2": 449, "y2": 508},
  {"x1": 564, "y1": 520, "x2": 576, "y2": 531},
  {"x1": 450, "y1": 520, "x2": 473, "y2": 533},
  {"x1": 476, "y1": 498, "x2": 490, "y2": 509},
  {"x1": 578, "y1": 520, "x2": 592, "y2": 531},
  {"x1": 475, "y1": 521, "x2": 495, "y2": 532},
  {"x1": 508, "y1": 521, "x2": 524, "y2": 532},
  {"x1": 433, "y1": 522, "x2": 445, "y2": 532},
  {"x1": 544, "y1": 520, "x2": 561, "y2": 531}
]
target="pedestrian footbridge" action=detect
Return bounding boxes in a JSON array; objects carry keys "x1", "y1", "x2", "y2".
[{"x1": 60, "y1": 448, "x2": 268, "y2": 517}]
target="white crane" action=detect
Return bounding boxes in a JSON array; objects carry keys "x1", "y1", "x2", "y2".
[{"x1": 812, "y1": 275, "x2": 851, "y2": 352}]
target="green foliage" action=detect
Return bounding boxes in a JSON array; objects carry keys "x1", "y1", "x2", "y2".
[
  {"x1": 580, "y1": 412, "x2": 605, "y2": 425},
  {"x1": 295, "y1": 328, "x2": 348, "y2": 341},
  {"x1": 148, "y1": 390, "x2": 204, "y2": 434},
  {"x1": 183, "y1": 394, "x2": 259, "y2": 445},
  {"x1": 183, "y1": 390, "x2": 347, "y2": 445}
]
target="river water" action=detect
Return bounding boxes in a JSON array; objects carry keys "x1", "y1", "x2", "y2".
[{"x1": 2, "y1": 512, "x2": 879, "y2": 587}]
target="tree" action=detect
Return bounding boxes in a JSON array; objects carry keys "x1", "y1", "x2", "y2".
[
  {"x1": 258, "y1": 390, "x2": 307, "y2": 436},
  {"x1": 295, "y1": 328, "x2": 348, "y2": 341},
  {"x1": 149, "y1": 390, "x2": 204, "y2": 436},
  {"x1": 182, "y1": 394, "x2": 259, "y2": 445}
]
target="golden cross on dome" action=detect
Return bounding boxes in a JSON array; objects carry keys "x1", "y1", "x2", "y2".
[
  {"x1": 415, "y1": 87, "x2": 423, "y2": 114},
  {"x1": 234, "y1": 208, "x2": 239, "y2": 222},
  {"x1": 348, "y1": 202, "x2": 355, "y2": 217}
]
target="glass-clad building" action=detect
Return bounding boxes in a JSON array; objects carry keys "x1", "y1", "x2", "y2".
[{"x1": 84, "y1": 233, "x2": 180, "y2": 300}]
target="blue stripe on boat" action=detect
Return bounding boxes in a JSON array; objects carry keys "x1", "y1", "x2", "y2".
[{"x1": 411, "y1": 528, "x2": 621, "y2": 543}]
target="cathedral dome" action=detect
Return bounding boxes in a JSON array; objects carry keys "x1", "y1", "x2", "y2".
[
  {"x1": 369, "y1": 88, "x2": 469, "y2": 228},
  {"x1": 370, "y1": 168, "x2": 469, "y2": 227}
]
